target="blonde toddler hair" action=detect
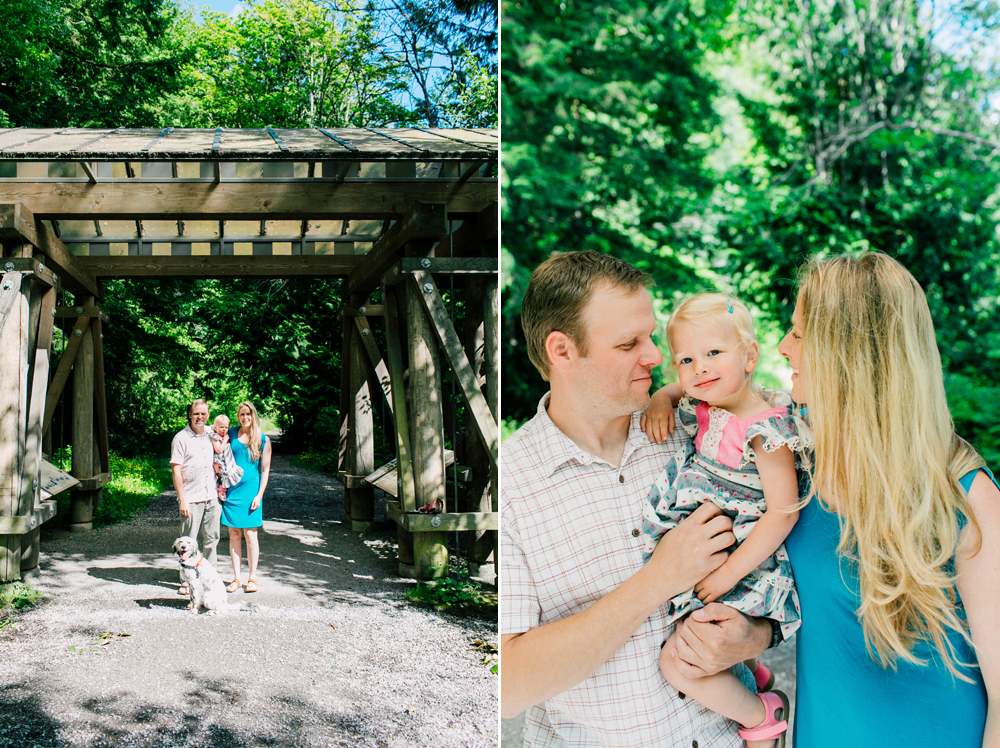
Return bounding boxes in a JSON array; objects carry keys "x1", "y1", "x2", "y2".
[{"x1": 213, "y1": 414, "x2": 230, "y2": 428}]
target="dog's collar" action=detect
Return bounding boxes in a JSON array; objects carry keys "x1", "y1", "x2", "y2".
[{"x1": 179, "y1": 552, "x2": 204, "y2": 577}]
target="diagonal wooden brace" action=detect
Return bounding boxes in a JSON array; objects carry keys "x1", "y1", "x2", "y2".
[
  {"x1": 410, "y1": 271, "x2": 498, "y2": 468},
  {"x1": 42, "y1": 315, "x2": 91, "y2": 436}
]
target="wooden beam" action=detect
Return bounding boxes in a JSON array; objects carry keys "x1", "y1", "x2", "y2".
[
  {"x1": 344, "y1": 203, "x2": 447, "y2": 296},
  {"x1": 397, "y1": 257, "x2": 498, "y2": 274},
  {"x1": 42, "y1": 314, "x2": 90, "y2": 436},
  {"x1": 23, "y1": 285, "x2": 55, "y2": 521},
  {"x1": 410, "y1": 271, "x2": 499, "y2": 468},
  {"x1": 382, "y1": 285, "x2": 417, "y2": 513},
  {"x1": 54, "y1": 305, "x2": 107, "y2": 319},
  {"x1": 353, "y1": 316, "x2": 393, "y2": 413},
  {"x1": 3, "y1": 182, "x2": 498, "y2": 220},
  {"x1": 92, "y1": 314, "x2": 109, "y2": 474},
  {"x1": 0, "y1": 203, "x2": 102, "y2": 299},
  {"x1": 383, "y1": 501, "x2": 499, "y2": 532},
  {"x1": 80, "y1": 255, "x2": 361, "y2": 279},
  {"x1": 0, "y1": 500, "x2": 57, "y2": 535},
  {"x1": 2, "y1": 258, "x2": 58, "y2": 289}
]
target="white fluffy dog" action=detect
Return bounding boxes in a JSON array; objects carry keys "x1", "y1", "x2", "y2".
[{"x1": 173, "y1": 536, "x2": 231, "y2": 615}]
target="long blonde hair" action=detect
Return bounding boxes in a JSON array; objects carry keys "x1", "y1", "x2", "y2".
[
  {"x1": 798, "y1": 252, "x2": 983, "y2": 679},
  {"x1": 237, "y1": 401, "x2": 264, "y2": 462}
]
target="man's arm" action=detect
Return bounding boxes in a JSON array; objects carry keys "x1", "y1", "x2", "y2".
[
  {"x1": 501, "y1": 502, "x2": 735, "y2": 718},
  {"x1": 171, "y1": 464, "x2": 190, "y2": 518}
]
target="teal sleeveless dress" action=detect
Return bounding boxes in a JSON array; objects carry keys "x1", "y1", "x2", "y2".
[
  {"x1": 220, "y1": 428, "x2": 267, "y2": 529},
  {"x1": 785, "y1": 468, "x2": 994, "y2": 747}
]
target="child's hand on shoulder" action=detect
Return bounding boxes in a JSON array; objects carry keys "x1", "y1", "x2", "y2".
[{"x1": 640, "y1": 382, "x2": 684, "y2": 443}]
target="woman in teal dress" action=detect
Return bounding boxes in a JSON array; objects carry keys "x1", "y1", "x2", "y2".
[
  {"x1": 776, "y1": 253, "x2": 1000, "y2": 748},
  {"x1": 221, "y1": 400, "x2": 272, "y2": 593}
]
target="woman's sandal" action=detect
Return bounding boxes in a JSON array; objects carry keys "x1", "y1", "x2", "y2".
[
  {"x1": 739, "y1": 690, "x2": 790, "y2": 748},
  {"x1": 177, "y1": 584, "x2": 190, "y2": 596},
  {"x1": 752, "y1": 661, "x2": 776, "y2": 692},
  {"x1": 226, "y1": 579, "x2": 242, "y2": 593},
  {"x1": 245, "y1": 579, "x2": 258, "y2": 593}
]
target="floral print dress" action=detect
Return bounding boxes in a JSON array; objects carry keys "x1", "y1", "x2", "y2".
[{"x1": 640, "y1": 393, "x2": 809, "y2": 639}]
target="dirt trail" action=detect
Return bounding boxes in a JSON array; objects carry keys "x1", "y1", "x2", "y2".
[{"x1": 0, "y1": 454, "x2": 498, "y2": 748}]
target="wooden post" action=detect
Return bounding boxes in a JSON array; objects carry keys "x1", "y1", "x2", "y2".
[
  {"x1": 70, "y1": 294, "x2": 96, "y2": 532},
  {"x1": 484, "y1": 282, "x2": 499, "y2": 572},
  {"x1": 347, "y1": 301, "x2": 375, "y2": 532},
  {"x1": 19, "y1": 281, "x2": 55, "y2": 574},
  {"x1": 0, "y1": 260, "x2": 29, "y2": 580},
  {"x1": 463, "y1": 277, "x2": 493, "y2": 576},
  {"x1": 383, "y1": 284, "x2": 417, "y2": 576},
  {"x1": 406, "y1": 273, "x2": 447, "y2": 579}
]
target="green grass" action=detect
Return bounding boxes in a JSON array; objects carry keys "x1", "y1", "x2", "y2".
[
  {"x1": 403, "y1": 558, "x2": 498, "y2": 616},
  {"x1": 53, "y1": 448, "x2": 171, "y2": 527},
  {"x1": 0, "y1": 582, "x2": 42, "y2": 630}
]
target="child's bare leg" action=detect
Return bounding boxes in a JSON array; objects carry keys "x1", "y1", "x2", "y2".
[{"x1": 660, "y1": 630, "x2": 774, "y2": 748}]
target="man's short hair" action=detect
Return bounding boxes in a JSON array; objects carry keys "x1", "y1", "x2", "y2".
[{"x1": 521, "y1": 251, "x2": 652, "y2": 380}]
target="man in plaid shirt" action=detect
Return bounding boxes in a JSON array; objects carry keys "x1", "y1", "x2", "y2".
[{"x1": 501, "y1": 252, "x2": 774, "y2": 746}]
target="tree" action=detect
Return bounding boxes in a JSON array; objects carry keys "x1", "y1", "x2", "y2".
[
  {"x1": 0, "y1": 0, "x2": 194, "y2": 127},
  {"x1": 162, "y1": 0, "x2": 411, "y2": 127},
  {"x1": 500, "y1": 0, "x2": 732, "y2": 420}
]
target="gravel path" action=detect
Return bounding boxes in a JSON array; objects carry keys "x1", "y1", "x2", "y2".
[{"x1": 0, "y1": 452, "x2": 498, "y2": 748}]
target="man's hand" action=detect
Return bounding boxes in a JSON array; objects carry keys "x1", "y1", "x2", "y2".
[
  {"x1": 647, "y1": 503, "x2": 735, "y2": 599},
  {"x1": 178, "y1": 498, "x2": 191, "y2": 518},
  {"x1": 667, "y1": 603, "x2": 770, "y2": 679}
]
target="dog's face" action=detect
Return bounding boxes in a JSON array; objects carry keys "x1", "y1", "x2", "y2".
[{"x1": 173, "y1": 536, "x2": 199, "y2": 563}]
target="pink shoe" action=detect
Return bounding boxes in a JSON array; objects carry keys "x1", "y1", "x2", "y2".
[
  {"x1": 752, "y1": 661, "x2": 775, "y2": 692},
  {"x1": 739, "y1": 690, "x2": 789, "y2": 747}
]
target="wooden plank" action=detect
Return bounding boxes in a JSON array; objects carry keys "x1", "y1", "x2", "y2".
[
  {"x1": 23, "y1": 285, "x2": 55, "y2": 519},
  {"x1": 42, "y1": 314, "x2": 90, "y2": 436},
  {"x1": 1, "y1": 182, "x2": 498, "y2": 220},
  {"x1": 0, "y1": 203, "x2": 102, "y2": 299},
  {"x1": 0, "y1": 272, "x2": 29, "y2": 580},
  {"x1": 410, "y1": 271, "x2": 498, "y2": 468},
  {"x1": 353, "y1": 315, "x2": 393, "y2": 413},
  {"x1": 54, "y1": 304, "x2": 107, "y2": 319},
  {"x1": 484, "y1": 281, "x2": 499, "y2": 566},
  {"x1": 398, "y1": 257, "x2": 498, "y2": 274},
  {"x1": 343, "y1": 304, "x2": 384, "y2": 316},
  {"x1": 382, "y1": 285, "x2": 417, "y2": 512},
  {"x1": 407, "y1": 511, "x2": 498, "y2": 533},
  {"x1": 80, "y1": 255, "x2": 360, "y2": 279},
  {"x1": 0, "y1": 271, "x2": 22, "y2": 334},
  {"x1": 71, "y1": 473, "x2": 109, "y2": 491},
  {"x1": 344, "y1": 203, "x2": 447, "y2": 296},
  {"x1": 0, "y1": 500, "x2": 58, "y2": 535},
  {"x1": 347, "y1": 318, "x2": 375, "y2": 528},
  {"x1": 92, "y1": 313, "x2": 109, "y2": 474},
  {"x1": 70, "y1": 298, "x2": 96, "y2": 529},
  {"x1": 2, "y1": 258, "x2": 58, "y2": 289}
]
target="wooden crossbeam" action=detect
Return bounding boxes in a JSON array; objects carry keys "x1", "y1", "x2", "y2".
[
  {"x1": 353, "y1": 315, "x2": 393, "y2": 414},
  {"x1": 80, "y1": 255, "x2": 361, "y2": 279},
  {"x1": 42, "y1": 314, "x2": 90, "y2": 436},
  {"x1": 2, "y1": 258, "x2": 58, "y2": 289},
  {"x1": 410, "y1": 271, "x2": 498, "y2": 468},
  {"x1": 54, "y1": 305, "x2": 109, "y2": 320},
  {"x1": 1, "y1": 182, "x2": 498, "y2": 220},
  {"x1": 0, "y1": 203, "x2": 102, "y2": 299},
  {"x1": 344, "y1": 202, "x2": 447, "y2": 296}
]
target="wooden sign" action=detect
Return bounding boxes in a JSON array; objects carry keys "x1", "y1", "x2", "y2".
[{"x1": 39, "y1": 459, "x2": 79, "y2": 499}]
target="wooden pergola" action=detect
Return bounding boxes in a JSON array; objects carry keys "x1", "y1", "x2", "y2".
[{"x1": 0, "y1": 126, "x2": 498, "y2": 582}]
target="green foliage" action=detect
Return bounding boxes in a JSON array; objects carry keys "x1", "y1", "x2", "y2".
[
  {"x1": 501, "y1": 418, "x2": 524, "y2": 442},
  {"x1": 162, "y1": 0, "x2": 411, "y2": 127},
  {"x1": 0, "y1": 0, "x2": 195, "y2": 127},
  {"x1": 52, "y1": 449, "x2": 170, "y2": 527},
  {"x1": 0, "y1": 582, "x2": 42, "y2": 630},
  {"x1": 501, "y1": 0, "x2": 734, "y2": 420},
  {"x1": 402, "y1": 558, "x2": 498, "y2": 615}
]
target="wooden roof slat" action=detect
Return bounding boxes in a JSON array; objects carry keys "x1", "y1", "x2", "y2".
[
  {"x1": 0, "y1": 128, "x2": 497, "y2": 160},
  {"x1": 140, "y1": 127, "x2": 174, "y2": 152}
]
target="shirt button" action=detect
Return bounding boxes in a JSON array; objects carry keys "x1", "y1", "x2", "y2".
[
  {"x1": 618, "y1": 474, "x2": 625, "y2": 483},
  {"x1": 631, "y1": 528, "x2": 640, "y2": 537},
  {"x1": 692, "y1": 742, "x2": 699, "y2": 748}
]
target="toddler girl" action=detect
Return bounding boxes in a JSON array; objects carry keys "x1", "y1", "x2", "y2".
[
  {"x1": 640, "y1": 293, "x2": 806, "y2": 748},
  {"x1": 210, "y1": 414, "x2": 243, "y2": 501}
]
